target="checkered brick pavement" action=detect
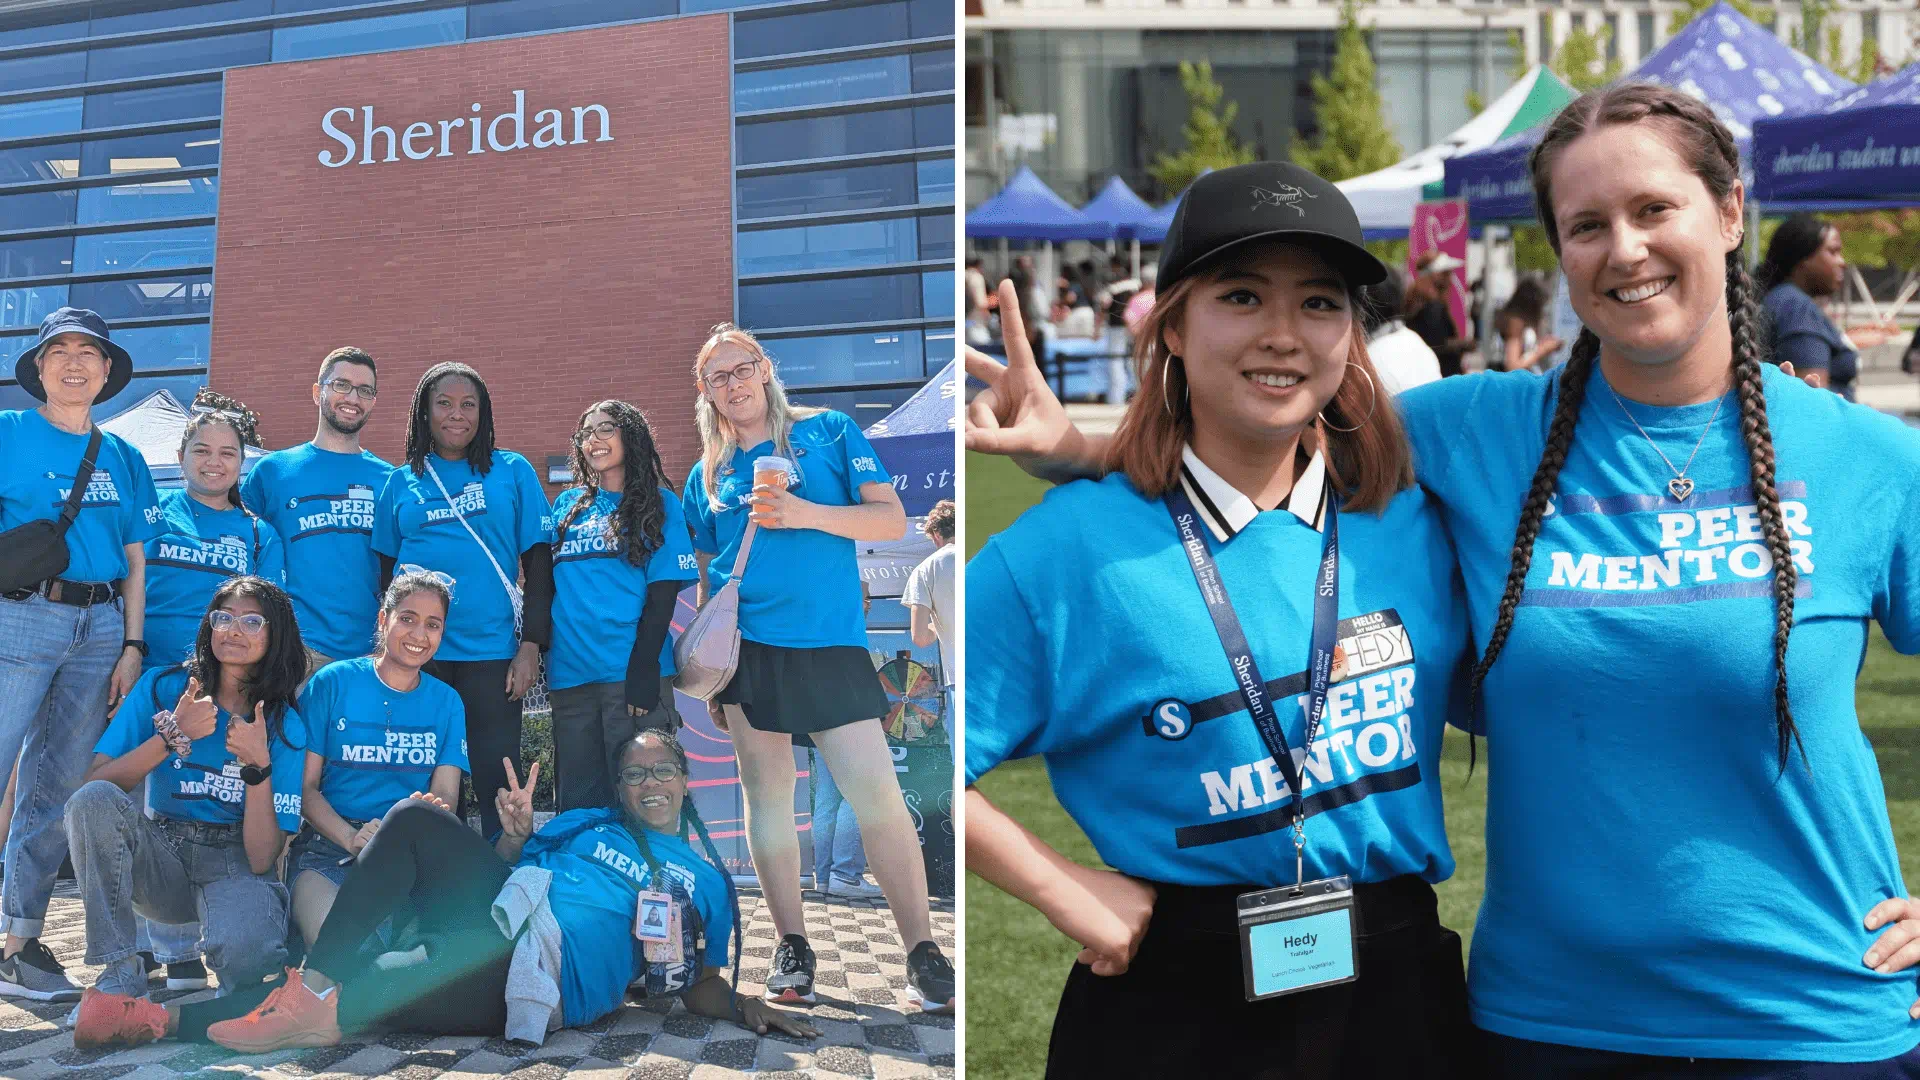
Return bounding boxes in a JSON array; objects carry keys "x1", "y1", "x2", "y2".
[{"x1": 0, "y1": 882, "x2": 954, "y2": 1080}]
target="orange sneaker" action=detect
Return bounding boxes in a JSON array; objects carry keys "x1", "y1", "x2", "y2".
[
  {"x1": 204, "y1": 968, "x2": 341, "y2": 1054},
  {"x1": 72, "y1": 986, "x2": 168, "y2": 1049}
]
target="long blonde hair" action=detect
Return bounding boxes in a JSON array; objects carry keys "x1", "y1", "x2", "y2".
[{"x1": 692, "y1": 323, "x2": 825, "y2": 512}]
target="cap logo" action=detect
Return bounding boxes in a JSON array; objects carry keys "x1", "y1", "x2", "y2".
[{"x1": 1251, "y1": 184, "x2": 1317, "y2": 216}]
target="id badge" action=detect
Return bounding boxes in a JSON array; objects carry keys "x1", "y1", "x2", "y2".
[
  {"x1": 644, "y1": 903, "x2": 685, "y2": 965},
  {"x1": 634, "y1": 890, "x2": 672, "y2": 944},
  {"x1": 1237, "y1": 876, "x2": 1359, "y2": 1001}
]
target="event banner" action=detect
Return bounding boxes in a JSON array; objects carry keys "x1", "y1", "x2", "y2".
[{"x1": 1410, "y1": 198, "x2": 1471, "y2": 338}]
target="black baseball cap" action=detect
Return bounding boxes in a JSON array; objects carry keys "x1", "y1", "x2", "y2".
[
  {"x1": 1157, "y1": 162, "x2": 1387, "y2": 293},
  {"x1": 14, "y1": 307, "x2": 133, "y2": 404}
]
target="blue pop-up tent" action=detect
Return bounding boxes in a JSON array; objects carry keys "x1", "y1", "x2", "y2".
[
  {"x1": 1444, "y1": 1, "x2": 1852, "y2": 222},
  {"x1": 1078, "y1": 176, "x2": 1161, "y2": 240},
  {"x1": 1753, "y1": 62, "x2": 1920, "y2": 203},
  {"x1": 864, "y1": 358, "x2": 955, "y2": 516},
  {"x1": 965, "y1": 166, "x2": 1107, "y2": 241}
]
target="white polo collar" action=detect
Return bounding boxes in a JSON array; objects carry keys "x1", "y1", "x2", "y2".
[{"x1": 1178, "y1": 443, "x2": 1327, "y2": 543}]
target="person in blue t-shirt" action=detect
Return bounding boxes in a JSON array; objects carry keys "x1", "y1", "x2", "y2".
[
  {"x1": 966, "y1": 163, "x2": 1473, "y2": 1078},
  {"x1": 62, "y1": 576, "x2": 307, "y2": 1033},
  {"x1": 1755, "y1": 214, "x2": 1902, "y2": 403},
  {"x1": 373, "y1": 362, "x2": 552, "y2": 839},
  {"x1": 239, "y1": 347, "x2": 393, "y2": 674},
  {"x1": 681, "y1": 324, "x2": 953, "y2": 1014},
  {"x1": 549, "y1": 400, "x2": 697, "y2": 811},
  {"x1": 289, "y1": 571, "x2": 468, "y2": 948},
  {"x1": 0, "y1": 308, "x2": 163, "y2": 1004},
  {"x1": 969, "y1": 92, "x2": 1920, "y2": 1076}
]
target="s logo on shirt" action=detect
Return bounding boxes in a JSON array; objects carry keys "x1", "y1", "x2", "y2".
[{"x1": 1147, "y1": 699, "x2": 1192, "y2": 741}]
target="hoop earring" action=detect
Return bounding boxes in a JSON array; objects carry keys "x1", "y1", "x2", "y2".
[
  {"x1": 1320, "y1": 364, "x2": 1379, "y2": 434},
  {"x1": 1162, "y1": 355, "x2": 1190, "y2": 421}
]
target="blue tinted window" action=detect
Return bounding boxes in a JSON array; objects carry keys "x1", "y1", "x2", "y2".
[
  {"x1": 79, "y1": 175, "x2": 218, "y2": 222},
  {"x1": 787, "y1": 388, "x2": 910, "y2": 425},
  {"x1": 0, "y1": 12, "x2": 85, "y2": 47},
  {"x1": 739, "y1": 217, "x2": 917, "y2": 275},
  {"x1": 915, "y1": 157, "x2": 952, "y2": 202},
  {"x1": 87, "y1": 31, "x2": 269, "y2": 80},
  {"x1": 766, "y1": 329, "x2": 924, "y2": 387},
  {"x1": 0, "y1": 284, "x2": 68, "y2": 330},
  {"x1": 73, "y1": 226, "x2": 214, "y2": 275},
  {"x1": 910, "y1": 49, "x2": 953, "y2": 93},
  {"x1": 735, "y1": 56, "x2": 912, "y2": 112},
  {"x1": 0, "y1": 190, "x2": 78, "y2": 232},
  {"x1": 741, "y1": 270, "x2": 921, "y2": 328},
  {"x1": 924, "y1": 326, "x2": 953, "y2": 375},
  {"x1": 917, "y1": 212, "x2": 952, "y2": 261},
  {"x1": 468, "y1": 0, "x2": 674, "y2": 37},
  {"x1": 84, "y1": 82, "x2": 224, "y2": 128},
  {"x1": 0, "y1": 236, "x2": 73, "y2": 280},
  {"x1": 0, "y1": 371, "x2": 207, "y2": 419},
  {"x1": 921, "y1": 271, "x2": 953, "y2": 319},
  {"x1": 913, "y1": 103, "x2": 952, "y2": 147},
  {"x1": 738, "y1": 162, "x2": 916, "y2": 220},
  {"x1": 71, "y1": 272, "x2": 212, "y2": 319},
  {"x1": 112, "y1": 322, "x2": 212, "y2": 372},
  {"x1": 0, "y1": 143, "x2": 78, "y2": 186},
  {"x1": 737, "y1": 105, "x2": 918, "y2": 167},
  {"x1": 0, "y1": 98, "x2": 84, "y2": 139},
  {"x1": 0, "y1": 52, "x2": 88, "y2": 94},
  {"x1": 734, "y1": 3, "x2": 911, "y2": 59},
  {"x1": 908, "y1": 0, "x2": 951, "y2": 38},
  {"x1": 271, "y1": 8, "x2": 466, "y2": 62},
  {"x1": 80, "y1": 128, "x2": 221, "y2": 177},
  {"x1": 89, "y1": 1, "x2": 271, "y2": 36}
]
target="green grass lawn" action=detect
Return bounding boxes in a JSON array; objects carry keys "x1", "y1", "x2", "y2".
[{"x1": 963, "y1": 451, "x2": 1920, "y2": 1078}]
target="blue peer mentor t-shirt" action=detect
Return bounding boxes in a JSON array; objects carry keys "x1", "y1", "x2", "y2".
[
  {"x1": 0, "y1": 409, "x2": 162, "y2": 582},
  {"x1": 515, "y1": 808, "x2": 732, "y2": 1028},
  {"x1": 240, "y1": 443, "x2": 393, "y2": 660},
  {"x1": 373, "y1": 450, "x2": 552, "y2": 662},
  {"x1": 143, "y1": 489, "x2": 287, "y2": 673},
  {"x1": 549, "y1": 487, "x2": 698, "y2": 690},
  {"x1": 681, "y1": 410, "x2": 889, "y2": 649},
  {"x1": 298, "y1": 657, "x2": 469, "y2": 823},
  {"x1": 96, "y1": 666, "x2": 307, "y2": 832},
  {"x1": 1399, "y1": 364, "x2": 1920, "y2": 1060},
  {"x1": 965, "y1": 466, "x2": 1469, "y2": 889}
]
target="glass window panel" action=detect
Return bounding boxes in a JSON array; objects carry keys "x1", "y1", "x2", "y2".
[
  {"x1": 908, "y1": 0, "x2": 951, "y2": 39},
  {"x1": 78, "y1": 175, "x2": 218, "y2": 222},
  {"x1": 734, "y1": 56, "x2": 912, "y2": 112},
  {"x1": 924, "y1": 326, "x2": 953, "y2": 375},
  {"x1": 0, "y1": 236, "x2": 74, "y2": 279},
  {"x1": 1636, "y1": 12, "x2": 1653, "y2": 58},
  {"x1": 737, "y1": 162, "x2": 916, "y2": 219},
  {"x1": 913, "y1": 103, "x2": 953, "y2": 147},
  {"x1": 734, "y1": 3, "x2": 911, "y2": 60},
  {"x1": 0, "y1": 12, "x2": 86, "y2": 47},
  {"x1": 112, "y1": 321, "x2": 211, "y2": 371},
  {"x1": 0, "y1": 371, "x2": 208, "y2": 416},
  {"x1": 84, "y1": 82, "x2": 223, "y2": 128},
  {"x1": 0, "y1": 284, "x2": 68, "y2": 330},
  {"x1": 87, "y1": 30, "x2": 269, "y2": 81},
  {"x1": 0, "y1": 143, "x2": 79, "y2": 186},
  {"x1": 737, "y1": 105, "x2": 916, "y2": 166},
  {"x1": 271, "y1": 8, "x2": 466, "y2": 62},
  {"x1": 79, "y1": 128, "x2": 221, "y2": 177},
  {"x1": 0, "y1": 98, "x2": 84, "y2": 139},
  {"x1": 787, "y1": 388, "x2": 910, "y2": 424},
  {"x1": 764, "y1": 329, "x2": 924, "y2": 387},
  {"x1": 910, "y1": 49, "x2": 953, "y2": 93},
  {"x1": 915, "y1": 157, "x2": 953, "y2": 203},
  {"x1": 0, "y1": 190, "x2": 78, "y2": 232},
  {"x1": 738, "y1": 216, "x2": 917, "y2": 275},
  {"x1": 89, "y1": 1, "x2": 271, "y2": 36},
  {"x1": 467, "y1": 0, "x2": 674, "y2": 38},
  {"x1": 920, "y1": 270, "x2": 953, "y2": 319},
  {"x1": 70, "y1": 271, "x2": 211, "y2": 319},
  {"x1": 0, "y1": 52, "x2": 89, "y2": 95},
  {"x1": 72, "y1": 225, "x2": 214, "y2": 274},
  {"x1": 740, "y1": 270, "x2": 921, "y2": 328},
  {"x1": 916, "y1": 211, "x2": 952, "y2": 261}
]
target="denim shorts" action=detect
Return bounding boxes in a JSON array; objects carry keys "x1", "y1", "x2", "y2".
[{"x1": 289, "y1": 828, "x2": 358, "y2": 888}]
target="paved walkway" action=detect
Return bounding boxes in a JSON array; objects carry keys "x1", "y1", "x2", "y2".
[{"x1": 0, "y1": 883, "x2": 954, "y2": 1080}]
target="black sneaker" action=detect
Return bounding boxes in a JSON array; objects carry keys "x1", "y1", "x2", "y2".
[
  {"x1": 137, "y1": 951, "x2": 159, "y2": 980},
  {"x1": 905, "y1": 940, "x2": 953, "y2": 1014},
  {"x1": 0, "y1": 939, "x2": 81, "y2": 1002},
  {"x1": 764, "y1": 934, "x2": 816, "y2": 1004},
  {"x1": 165, "y1": 959, "x2": 210, "y2": 990}
]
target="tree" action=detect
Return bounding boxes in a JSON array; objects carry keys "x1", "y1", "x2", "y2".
[
  {"x1": 1290, "y1": 0, "x2": 1402, "y2": 182},
  {"x1": 1147, "y1": 61, "x2": 1255, "y2": 196},
  {"x1": 1547, "y1": 21, "x2": 1623, "y2": 93},
  {"x1": 1669, "y1": 0, "x2": 1772, "y2": 35}
]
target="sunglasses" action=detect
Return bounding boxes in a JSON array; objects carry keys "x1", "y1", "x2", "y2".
[{"x1": 397, "y1": 564, "x2": 456, "y2": 597}]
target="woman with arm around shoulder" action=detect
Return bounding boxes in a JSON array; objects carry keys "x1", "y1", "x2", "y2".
[
  {"x1": 1756, "y1": 213, "x2": 1899, "y2": 402},
  {"x1": 681, "y1": 325, "x2": 954, "y2": 1015}
]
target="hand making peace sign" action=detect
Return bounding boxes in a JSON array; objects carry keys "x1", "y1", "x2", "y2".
[{"x1": 496, "y1": 757, "x2": 539, "y2": 841}]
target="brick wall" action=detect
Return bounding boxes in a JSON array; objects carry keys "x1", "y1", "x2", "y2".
[{"x1": 210, "y1": 16, "x2": 734, "y2": 490}]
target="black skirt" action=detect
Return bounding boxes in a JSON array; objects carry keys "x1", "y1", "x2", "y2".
[{"x1": 716, "y1": 640, "x2": 888, "y2": 747}]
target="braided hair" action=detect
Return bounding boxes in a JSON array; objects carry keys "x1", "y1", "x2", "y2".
[
  {"x1": 618, "y1": 730, "x2": 744, "y2": 996},
  {"x1": 181, "y1": 388, "x2": 261, "y2": 510},
  {"x1": 557, "y1": 400, "x2": 670, "y2": 567},
  {"x1": 402, "y1": 362, "x2": 497, "y2": 476},
  {"x1": 1468, "y1": 82, "x2": 1804, "y2": 770}
]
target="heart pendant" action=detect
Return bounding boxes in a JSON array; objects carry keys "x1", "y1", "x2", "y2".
[{"x1": 1668, "y1": 477, "x2": 1694, "y2": 501}]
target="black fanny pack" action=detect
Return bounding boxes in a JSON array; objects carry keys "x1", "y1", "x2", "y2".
[{"x1": 0, "y1": 427, "x2": 103, "y2": 595}]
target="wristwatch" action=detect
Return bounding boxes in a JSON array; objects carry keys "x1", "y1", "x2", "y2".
[
  {"x1": 122, "y1": 639, "x2": 148, "y2": 659},
  {"x1": 240, "y1": 760, "x2": 272, "y2": 786}
]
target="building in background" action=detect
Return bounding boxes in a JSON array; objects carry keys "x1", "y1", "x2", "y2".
[{"x1": 964, "y1": 0, "x2": 1911, "y2": 207}]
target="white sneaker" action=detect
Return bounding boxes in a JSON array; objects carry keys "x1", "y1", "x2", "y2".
[{"x1": 827, "y1": 875, "x2": 885, "y2": 900}]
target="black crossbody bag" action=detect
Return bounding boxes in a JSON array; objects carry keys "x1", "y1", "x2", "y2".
[{"x1": 0, "y1": 428, "x2": 104, "y2": 594}]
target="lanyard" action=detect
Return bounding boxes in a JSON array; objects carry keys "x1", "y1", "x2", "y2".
[{"x1": 1165, "y1": 481, "x2": 1340, "y2": 889}]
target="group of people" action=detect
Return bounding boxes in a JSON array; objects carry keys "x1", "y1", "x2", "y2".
[
  {"x1": 0, "y1": 308, "x2": 953, "y2": 1055},
  {"x1": 967, "y1": 82, "x2": 1920, "y2": 1077}
]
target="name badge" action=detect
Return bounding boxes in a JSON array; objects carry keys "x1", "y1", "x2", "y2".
[
  {"x1": 1237, "y1": 876, "x2": 1359, "y2": 1001},
  {"x1": 634, "y1": 890, "x2": 672, "y2": 944}
]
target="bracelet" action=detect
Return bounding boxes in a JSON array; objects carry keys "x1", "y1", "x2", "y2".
[{"x1": 152, "y1": 710, "x2": 192, "y2": 758}]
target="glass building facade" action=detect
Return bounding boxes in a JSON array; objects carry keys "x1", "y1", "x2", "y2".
[{"x1": 0, "y1": 0, "x2": 956, "y2": 420}]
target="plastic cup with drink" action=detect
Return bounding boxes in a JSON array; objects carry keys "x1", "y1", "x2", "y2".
[{"x1": 751, "y1": 455, "x2": 794, "y2": 526}]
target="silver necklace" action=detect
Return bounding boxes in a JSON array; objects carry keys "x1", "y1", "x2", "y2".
[{"x1": 1605, "y1": 386, "x2": 1726, "y2": 502}]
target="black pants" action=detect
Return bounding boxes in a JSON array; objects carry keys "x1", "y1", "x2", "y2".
[
  {"x1": 550, "y1": 679, "x2": 678, "y2": 813},
  {"x1": 1045, "y1": 875, "x2": 1472, "y2": 1080},
  {"x1": 427, "y1": 658, "x2": 519, "y2": 838},
  {"x1": 178, "y1": 803, "x2": 512, "y2": 1041},
  {"x1": 1480, "y1": 1031, "x2": 1920, "y2": 1079}
]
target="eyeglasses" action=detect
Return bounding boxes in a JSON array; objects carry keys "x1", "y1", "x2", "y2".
[
  {"x1": 397, "y1": 564, "x2": 455, "y2": 597},
  {"x1": 208, "y1": 610, "x2": 268, "y2": 636},
  {"x1": 618, "y1": 761, "x2": 685, "y2": 786},
  {"x1": 701, "y1": 359, "x2": 761, "y2": 391},
  {"x1": 575, "y1": 421, "x2": 620, "y2": 443},
  {"x1": 323, "y1": 379, "x2": 378, "y2": 401}
]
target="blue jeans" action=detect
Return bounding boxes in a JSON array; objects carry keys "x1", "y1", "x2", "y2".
[
  {"x1": 135, "y1": 916, "x2": 203, "y2": 964},
  {"x1": 810, "y1": 749, "x2": 866, "y2": 884},
  {"x1": 0, "y1": 592, "x2": 122, "y2": 938}
]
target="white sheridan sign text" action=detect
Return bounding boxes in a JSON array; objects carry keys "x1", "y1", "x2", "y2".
[{"x1": 319, "y1": 90, "x2": 612, "y2": 167}]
